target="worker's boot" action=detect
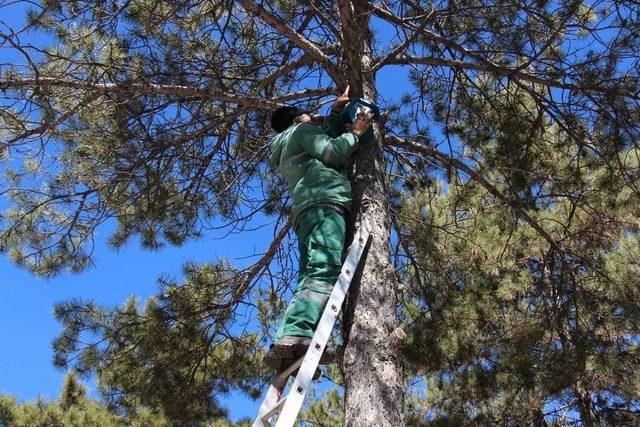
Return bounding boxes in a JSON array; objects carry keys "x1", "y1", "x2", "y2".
[
  {"x1": 263, "y1": 345, "x2": 287, "y2": 371},
  {"x1": 263, "y1": 350, "x2": 322, "y2": 381},
  {"x1": 269, "y1": 336, "x2": 311, "y2": 360},
  {"x1": 263, "y1": 336, "x2": 335, "y2": 377},
  {"x1": 268, "y1": 336, "x2": 335, "y2": 362}
]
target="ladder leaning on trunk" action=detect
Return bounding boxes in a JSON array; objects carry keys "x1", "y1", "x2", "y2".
[{"x1": 252, "y1": 221, "x2": 372, "y2": 427}]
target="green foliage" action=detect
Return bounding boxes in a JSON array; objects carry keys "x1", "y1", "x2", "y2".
[
  {"x1": 1, "y1": 0, "x2": 287, "y2": 277},
  {"x1": 0, "y1": 373, "x2": 167, "y2": 426},
  {"x1": 52, "y1": 260, "x2": 265, "y2": 424},
  {"x1": 300, "y1": 388, "x2": 344, "y2": 426},
  {"x1": 397, "y1": 85, "x2": 640, "y2": 423},
  {"x1": 59, "y1": 373, "x2": 87, "y2": 410}
]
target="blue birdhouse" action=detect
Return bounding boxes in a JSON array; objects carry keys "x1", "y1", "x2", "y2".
[{"x1": 339, "y1": 98, "x2": 381, "y2": 143}]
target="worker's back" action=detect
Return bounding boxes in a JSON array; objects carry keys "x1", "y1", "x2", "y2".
[{"x1": 268, "y1": 116, "x2": 358, "y2": 221}]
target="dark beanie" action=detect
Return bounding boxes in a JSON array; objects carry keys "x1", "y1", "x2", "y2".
[{"x1": 270, "y1": 105, "x2": 303, "y2": 133}]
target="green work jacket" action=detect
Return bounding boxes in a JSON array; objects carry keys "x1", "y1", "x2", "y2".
[{"x1": 269, "y1": 108, "x2": 360, "y2": 222}]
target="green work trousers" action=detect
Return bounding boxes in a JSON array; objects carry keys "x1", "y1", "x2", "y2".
[{"x1": 274, "y1": 206, "x2": 346, "y2": 340}]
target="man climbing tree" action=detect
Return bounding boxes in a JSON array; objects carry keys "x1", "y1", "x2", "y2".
[{"x1": 264, "y1": 86, "x2": 375, "y2": 370}]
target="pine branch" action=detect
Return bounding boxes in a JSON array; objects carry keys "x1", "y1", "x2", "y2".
[
  {"x1": 369, "y1": 3, "x2": 640, "y2": 101},
  {"x1": 236, "y1": 0, "x2": 344, "y2": 85},
  {"x1": 386, "y1": 135, "x2": 563, "y2": 254},
  {"x1": 194, "y1": 217, "x2": 292, "y2": 315},
  {"x1": 372, "y1": 9, "x2": 435, "y2": 72},
  {"x1": 383, "y1": 55, "x2": 640, "y2": 100},
  {"x1": 0, "y1": 77, "x2": 336, "y2": 109},
  {"x1": 248, "y1": 54, "x2": 314, "y2": 96}
]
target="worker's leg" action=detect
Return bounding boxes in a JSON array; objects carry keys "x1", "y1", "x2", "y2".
[
  {"x1": 272, "y1": 221, "x2": 313, "y2": 340},
  {"x1": 274, "y1": 207, "x2": 346, "y2": 341}
]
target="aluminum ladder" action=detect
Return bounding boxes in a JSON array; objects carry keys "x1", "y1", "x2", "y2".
[{"x1": 252, "y1": 221, "x2": 371, "y2": 427}]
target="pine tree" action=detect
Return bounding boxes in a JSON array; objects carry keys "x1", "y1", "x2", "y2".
[
  {"x1": 0, "y1": 376, "x2": 253, "y2": 426},
  {"x1": 52, "y1": 261, "x2": 263, "y2": 423},
  {"x1": 0, "y1": 373, "x2": 169, "y2": 426},
  {"x1": 1, "y1": 0, "x2": 638, "y2": 424},
  {"x1": 396, "y1": 82, "x2": 640, "y2": 424},
  {"x1": 59, "y1": 373, "x2": 87, "y2": 411}
]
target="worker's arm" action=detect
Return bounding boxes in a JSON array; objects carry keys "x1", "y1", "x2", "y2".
[
  {"x1": 323, "y1": 85, "x2": 350, "y2": 138},
  {"x1": 322, "y1": 107, "x2": 345, "y2": 138},
  {"x1": 294, "y1": 123, "x2": 359, "y2": 168},
  {"x1": 295, "y1": 110, "x2": 375, "y2": 168}
]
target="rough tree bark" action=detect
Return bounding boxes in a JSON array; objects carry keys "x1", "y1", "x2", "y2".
[{"x1": 338, "y1": 1, "x2": 405, "y2": 425}]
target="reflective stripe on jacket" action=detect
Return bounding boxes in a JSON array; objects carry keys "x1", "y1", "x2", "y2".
[{"x1": 268, "y1": 109, "x2": 360, "y2": 222}]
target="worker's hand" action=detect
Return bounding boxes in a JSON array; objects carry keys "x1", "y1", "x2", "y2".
[
  {"x1": 332, "y1": 85, "x2": 350, "y2": 112},
  {"x1": 349, "y1": 110, "x2": 375, "y2": 137},
  {"x1": 294, "y1": 112, "x2": 323, "y2": 125}
]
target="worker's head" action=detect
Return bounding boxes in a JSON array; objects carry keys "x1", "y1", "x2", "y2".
[
  {"x1": 270, "y1": 106, "x2": 322, "y2": 132},
  {"x1": 270, "y1": 105, "x2": 303, "y2": 133}
]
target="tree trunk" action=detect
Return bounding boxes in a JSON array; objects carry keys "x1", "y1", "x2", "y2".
[
  {"x1": 338, "y1": 1, "x2": 405, "y2": 425},
  {"x1": 575, "y1": 382, "x2": 599, "y2": 427}
]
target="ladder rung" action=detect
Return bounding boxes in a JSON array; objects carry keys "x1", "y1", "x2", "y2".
[
  {"x1": 274, "y1": 355, "x2": 304, "y2": 386},
  {"x1": 262, "y1": 396, "x2": 287, "y2": 421}
]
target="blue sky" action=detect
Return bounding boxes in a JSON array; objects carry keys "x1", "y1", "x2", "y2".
[
  {"x1": 0, "y1": 5, "x2": 414, "y2": 421},
  {"x1": 0, "y1": 217, "x2": 278, "y2": 419}
]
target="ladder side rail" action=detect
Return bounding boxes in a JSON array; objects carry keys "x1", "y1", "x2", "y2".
[
  {"x1": 252, "y1": 383, "x2": 282, "y2": 427},
  {"x1": 252, "y1": 356, "x2": 305, "y2": 427},
  {"x1": 275, "y1": 224, "x2": 370, "y2": 427}
]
